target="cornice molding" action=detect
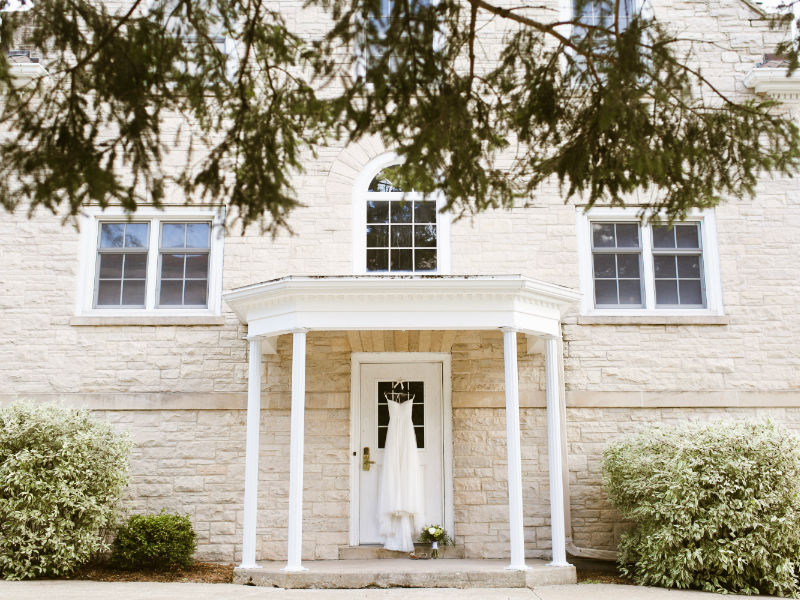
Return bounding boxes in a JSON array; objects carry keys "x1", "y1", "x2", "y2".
[{"x1": 743, "y1": 67, "x2": 800, "y2": 100}]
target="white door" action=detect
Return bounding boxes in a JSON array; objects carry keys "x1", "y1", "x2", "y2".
[{"x1": 358, "y1": 362, "x2": 444, "y2": 545}]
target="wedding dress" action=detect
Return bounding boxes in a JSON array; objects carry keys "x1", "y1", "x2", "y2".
[{"x1": 377, "y1": 399, "x2": 424, "y2": 552}]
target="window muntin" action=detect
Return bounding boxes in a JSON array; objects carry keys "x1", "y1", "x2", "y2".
[
  {"x1": 365, "y1": 167, "x2": 437, "y2": 273},
  {"x1": 158, "y1": 222, "x2": 211, "y2": 307},
  {"x1": 590, "y1": 222, "x2": 643, "y2": 307},
  {"x1": 95, "y1": 223, "x2": 150, "y2": 307},
  {"x1": 651, "y1": 223, "x2": 705, "y2": 307}
]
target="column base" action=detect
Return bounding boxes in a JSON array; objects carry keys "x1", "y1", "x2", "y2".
[
  {"x1": 238, "y1": 562, "x2": 262, "y2": 570},
  {"x1": 504, "y1": 564, "x2": 531, "y2": 571},
  {"x1": 548, "y1": 561, "x2": 573, "y2": 568},
  {"x1": 281, "y1": 565, "x2": 309, "y2": 573}
]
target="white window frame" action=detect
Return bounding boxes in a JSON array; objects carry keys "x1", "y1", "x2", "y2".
[
  {"x1": 576, "y1": 207, "x2": 724, "y2": 316},
  {"x1": 352, "y1": 152, "x2": 451, "y2": 275},
  {"x1": 75, "y1": 206, "x2": 225, "y2": 318}
]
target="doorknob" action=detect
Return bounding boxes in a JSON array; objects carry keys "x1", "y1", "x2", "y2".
[{"x1": 362, "y1": 446, "x2": 376, "y2": 471}]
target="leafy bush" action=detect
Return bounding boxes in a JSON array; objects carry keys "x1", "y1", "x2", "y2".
[
  {"x1": 111, "y1": 512, "x2": 196, "y2": 570},
  {"x1": 0, "y1": 403, "x2": 130, "y2": 580},
  {"x1": 603, "y1": 420, "x2": 800, "y2": 596}
]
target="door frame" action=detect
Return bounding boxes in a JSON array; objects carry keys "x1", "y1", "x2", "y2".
[{"x1": 349, "y1": 351, "x2": 454, "y2": 546}]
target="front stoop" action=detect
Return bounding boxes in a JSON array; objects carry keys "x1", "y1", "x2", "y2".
[{"x1": 233, "y1": 559, "x2": 577, "y2": 589}]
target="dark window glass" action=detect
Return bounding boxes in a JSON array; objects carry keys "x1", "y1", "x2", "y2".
[
  {"x1": 159, "y1": 280, "x2": 184, "y2": 305},
  {"x1": 655, "y1": 279, "x2": 679, "y2": 304},
  {"x1": 185, "y1": 254, "x2": 209, "y2": 278},
  {"x1": 652, "y1": 226, "x2": 676, "y2": 248},
  {"x1": 676, "y1": 224, "x2": 700, "y2": 249},
  {"x1": 592, "y1": 223, "x2": 615, "y2": 248},
  {"x1": 391, "y1": 225, "x2": 412, "y2": 248},
  {"x1": 367, "y1": 249, "x2": 389, "y2": 271},
  {"x1": 367, "y1": 225, "x2": 389, "y2": 247},
  {"x1": 414, "y1": 201, "x2": 436, "y2": 223},
  {"x1": 367, "y1": 201, "x2": 390, "y2": 223},
  {"x1": 391, "y1": 202, "x2": 413, "y2": 224},
  {"x1": 97, "y1": 280, "x2": 121, "y2": 305},
  {"x1": 594, "y1": 279, "x2": 617, "y2": 305},
  {"x1": 184, "y1": 280, "x2": 208, "y2": 306},
  {"x1": 414, "y1": 249, "x2": 437, "y2": 271},
  {"x1": 616, "y1": 254, "x2": 640, "y2": 278},
  {"x1": 618, "y1": 280, "x2": 642, "y2": 305},
  {"x1": 391, "y1": 249, "x2": 413, "y2": 271},
  {"x1": 122, "y1": 280, "x2": 146, "y2": 305},
  {"x1": 124, "y1": 254, "x2": 147, "y2": 279},
  {"x1": 186, "y1": 223, "x2": 210, "y2": 248},
  {"x1": 653, "y1": 255, "x2": 676, "y2": 277},
  {"x1": 679, "y1": 280, "x2": 703, "y2": 305},
  {"x1": 414, "y1": 224, "x2": 437, "y2": 247},
  {"x1": 615, "y1": 224, "x2": 639, "y2": 248},
  {"x1": 161, "y1": 254, "x2": 185, "y2": 279},
  {"x1": 593, "y1": 254, "x2": 615, "y2": 278},
  {"x1": 99, "y1": 254, "x2": 123, "y2": 278}
]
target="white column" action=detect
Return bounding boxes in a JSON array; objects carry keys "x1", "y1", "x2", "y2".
[
  {"x1": 502, "y1": 328, "x2": 529, "y2": 571},
  {"x1": 545, "y1": 336, "x2": 570, "y2": 567},
  {"x1": 240, "y1": 337, "x2": 262, "y2": 569},
  {"x1": 284, "y1": 329, "x2": 308, "y2": 572}
]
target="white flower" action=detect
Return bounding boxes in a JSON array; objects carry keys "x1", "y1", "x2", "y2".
[{"x1": 428, "y1": 527, "x2": 436, "y2": 535}]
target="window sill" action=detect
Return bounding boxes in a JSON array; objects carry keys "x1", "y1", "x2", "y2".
[
  {"x1": 70, "y1": 315, "x2": 226, "y2": 327},
  {"x1": 577, "y1": 315, "x2": 729, "y2": 326}
]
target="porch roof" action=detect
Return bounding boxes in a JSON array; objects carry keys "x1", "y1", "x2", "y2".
[{"x1": 224, "y1": 275, "x2": 581, "y2": 339}]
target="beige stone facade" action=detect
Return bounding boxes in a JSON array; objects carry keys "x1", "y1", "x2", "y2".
[{"x1": 2, "y1": 0, "x2": 800, "y2": 564}]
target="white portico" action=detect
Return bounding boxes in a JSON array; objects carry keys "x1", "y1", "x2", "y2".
[{"x1": 224, "y1": 275, "x2": 580, "y2": 574}]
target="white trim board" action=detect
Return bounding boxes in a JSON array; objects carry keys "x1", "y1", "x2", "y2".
[{"x1": 348, "y1": 352, "x2": 454, "y2": 547}]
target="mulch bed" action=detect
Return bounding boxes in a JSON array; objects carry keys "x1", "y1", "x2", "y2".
[
  {"x1": 70, "y1": 561, "x2": 235, "y2": 584},
  {"x1": 576, "y1": 568, "x2": 632, "y2": 585}
]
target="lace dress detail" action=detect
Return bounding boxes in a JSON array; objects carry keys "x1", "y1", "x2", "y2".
[{"x1": 377, "y1": 399, "x2": 424, "y2": 552}]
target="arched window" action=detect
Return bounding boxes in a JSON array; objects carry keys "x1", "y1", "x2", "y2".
[{"x1": 353, "y1": 155, "x2": 450, "y2": 274}]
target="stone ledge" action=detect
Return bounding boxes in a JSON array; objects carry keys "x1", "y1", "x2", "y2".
[
  {"x1": 576, "y1": 315, "x2": 729, "y2": 326},
  {"x1": 69, "y1": 316, "x2": 226, "y2": 326},
  {"x1": 233, "y1": 559, "x2": 576, "y2": 589}
]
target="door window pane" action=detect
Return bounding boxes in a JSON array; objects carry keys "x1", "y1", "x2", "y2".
[{"x1": 377, "y1": 380, "x2": 424, "y2": 449}]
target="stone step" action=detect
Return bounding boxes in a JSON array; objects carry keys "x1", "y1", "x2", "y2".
[
  {"x1": 234, "y1": 558, "x2": 576, "y2": 589},
  {"x1": 338, "y1": 543, "x2": 465, "y2": 559}
]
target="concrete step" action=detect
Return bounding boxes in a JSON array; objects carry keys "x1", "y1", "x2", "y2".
[
  {"x1": 233, "y1": 558, "x2": 576, "y2": 589},
  {"x1": 338, "y1": 544, "x2": 465, "y2": 559}
]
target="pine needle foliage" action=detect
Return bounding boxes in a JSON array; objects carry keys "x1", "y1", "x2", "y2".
[
  {"x1": 0, "y1": 0, "x2": 798, "y2": 231},
  {"x1": 603, "y1": 421, "x2": 800, "y2": 597}
]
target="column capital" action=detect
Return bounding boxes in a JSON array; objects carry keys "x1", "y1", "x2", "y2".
[
  {"x1": 291, "y1": 328, "x2": 309, "y2": 334},
  {"x1": 500, "y1": 326, "x2": 517, "y2": 334}
]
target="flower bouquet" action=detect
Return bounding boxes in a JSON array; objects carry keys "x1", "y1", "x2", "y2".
[{"x1": 418, "y1": 524, "x2": 453, "y2": 558}]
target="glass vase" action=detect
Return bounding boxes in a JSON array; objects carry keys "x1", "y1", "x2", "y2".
[{"x1": 431, "y1": 540, "x2": 439, "y2": 559}]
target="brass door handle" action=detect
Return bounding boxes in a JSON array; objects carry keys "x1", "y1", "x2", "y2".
[{"x1": 362, "y1": 446, "x2": 376, "y2": 471}]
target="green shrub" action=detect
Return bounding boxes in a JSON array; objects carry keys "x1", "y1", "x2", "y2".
[
  {"x1": 603, "y1": 420, "x2": 800, "y2": 597},
  {"x1": 0, "y1": 403, "x2": 130, "y2": 580},
  {"x1": 111, "y1": 512, "x2": 196, "y2": 570}
]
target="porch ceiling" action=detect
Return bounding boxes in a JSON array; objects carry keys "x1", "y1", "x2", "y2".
[{"x1": 224, "y1": 275, "x2": 581, "y2": 339}]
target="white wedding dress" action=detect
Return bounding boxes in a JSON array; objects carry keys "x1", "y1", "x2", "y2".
[{"x1": 377, "y1": 399, "x2": 424, "y2": 552}]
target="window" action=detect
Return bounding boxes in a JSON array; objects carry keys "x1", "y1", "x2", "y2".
[
  {"x1": 77, "y1": 208, "x2": 224, "y2": 317},
  {"x1": 574, "y1": 0, "x2": 635, "y2": 32},
  {"x1": 354, "y1": 0, "x2": 438, "y2": 79},
  {"x1": 577, "y1": 208, "x2": 723, "y2": 315},
  {"x1": 353, "y1": 154, "x2": 450, "y2": 275}
]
